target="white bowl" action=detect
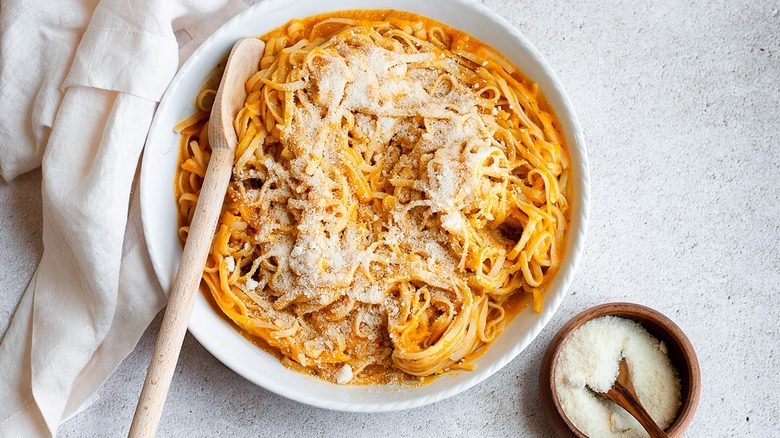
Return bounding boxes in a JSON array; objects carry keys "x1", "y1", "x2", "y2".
[{"x1": 140, "y1": 0, "x2": 589, "y2": 412}]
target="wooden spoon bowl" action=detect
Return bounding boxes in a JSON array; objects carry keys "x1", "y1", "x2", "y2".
[{"x1": 539, "y1": 303, "x2": 701, "y2": 437}]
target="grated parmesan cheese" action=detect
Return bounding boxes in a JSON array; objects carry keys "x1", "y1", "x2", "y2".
[{"x1": 555, "y1": 316, "x2": 682, "y2": 437}]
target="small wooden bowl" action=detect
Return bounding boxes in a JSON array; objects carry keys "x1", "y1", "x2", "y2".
[{"x1": 539, "y1": 303, "x2": 701, "y2": 437}]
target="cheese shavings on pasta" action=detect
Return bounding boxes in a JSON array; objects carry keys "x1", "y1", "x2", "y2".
[{"x1": 174, "y1": 11, "x2": 570, "y2": 385}]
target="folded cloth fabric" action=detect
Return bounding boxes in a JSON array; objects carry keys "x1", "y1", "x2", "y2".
[{"x1": 0, "y1": 0, "x2": 250, "y2": 435}]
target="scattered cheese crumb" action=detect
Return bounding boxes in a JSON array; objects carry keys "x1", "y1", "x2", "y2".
[
  {"x1": 224, "y1": 256, "x2": 235, "y2": 272},
  {"x1": 335, "y1": 364, "x2": 353, "y2": 384},
  {"x1": 245, "y1": 277, "x2": 259, "y2": 290}
]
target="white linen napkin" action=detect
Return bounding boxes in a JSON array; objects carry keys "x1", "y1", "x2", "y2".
[{"x1": 0, "y1": 0, "x2": 250, "y2": 435}]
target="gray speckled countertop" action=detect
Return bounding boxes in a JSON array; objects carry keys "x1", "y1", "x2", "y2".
[{"x1": 2, "y1": 0, "x2": 778, "y2": 436}]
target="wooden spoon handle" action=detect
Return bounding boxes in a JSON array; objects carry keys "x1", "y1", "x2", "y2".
[
  {"x1": 607, "y1": 382, "x2": 669, "y2": 438},
  {"x1": 128, "y1": 147, "x2": 233, "y2": 438}
]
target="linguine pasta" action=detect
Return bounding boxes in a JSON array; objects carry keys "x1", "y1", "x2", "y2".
[{"x1": 174, "y1": 10, "x2": 570, "y2": 384}]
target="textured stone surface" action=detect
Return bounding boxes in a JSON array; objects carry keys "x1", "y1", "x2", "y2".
[{"x1": 1, "y1": 0, "x2": 778, "y2": 436}]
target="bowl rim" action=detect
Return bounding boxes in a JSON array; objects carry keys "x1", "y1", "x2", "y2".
[
  {"x1": 539, "y1": 302, "x2": 701, "y2": 437},
  {"x1": 140, "y1": 0, "x2": 591, "y2": 412}
]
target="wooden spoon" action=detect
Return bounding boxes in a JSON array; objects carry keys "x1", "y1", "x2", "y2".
[
  {"x1": 594, "y1": 358, "x2": 668, "y2": 438},
  {"x1": 128, "y1": 37, "x2": 265, "y2": 438}
]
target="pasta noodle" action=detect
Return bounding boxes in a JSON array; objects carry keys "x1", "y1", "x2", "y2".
[{"x1": 174, "y1": 10, "x2": 570, "y2": 385}]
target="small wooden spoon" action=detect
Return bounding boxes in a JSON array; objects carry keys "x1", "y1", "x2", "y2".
[
  {"x1": 593, "y1": 358, "x2": 668, "y2": 438},
  {"x1": 128, "y1": 37, "x2": 265, "y2": 438}
]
